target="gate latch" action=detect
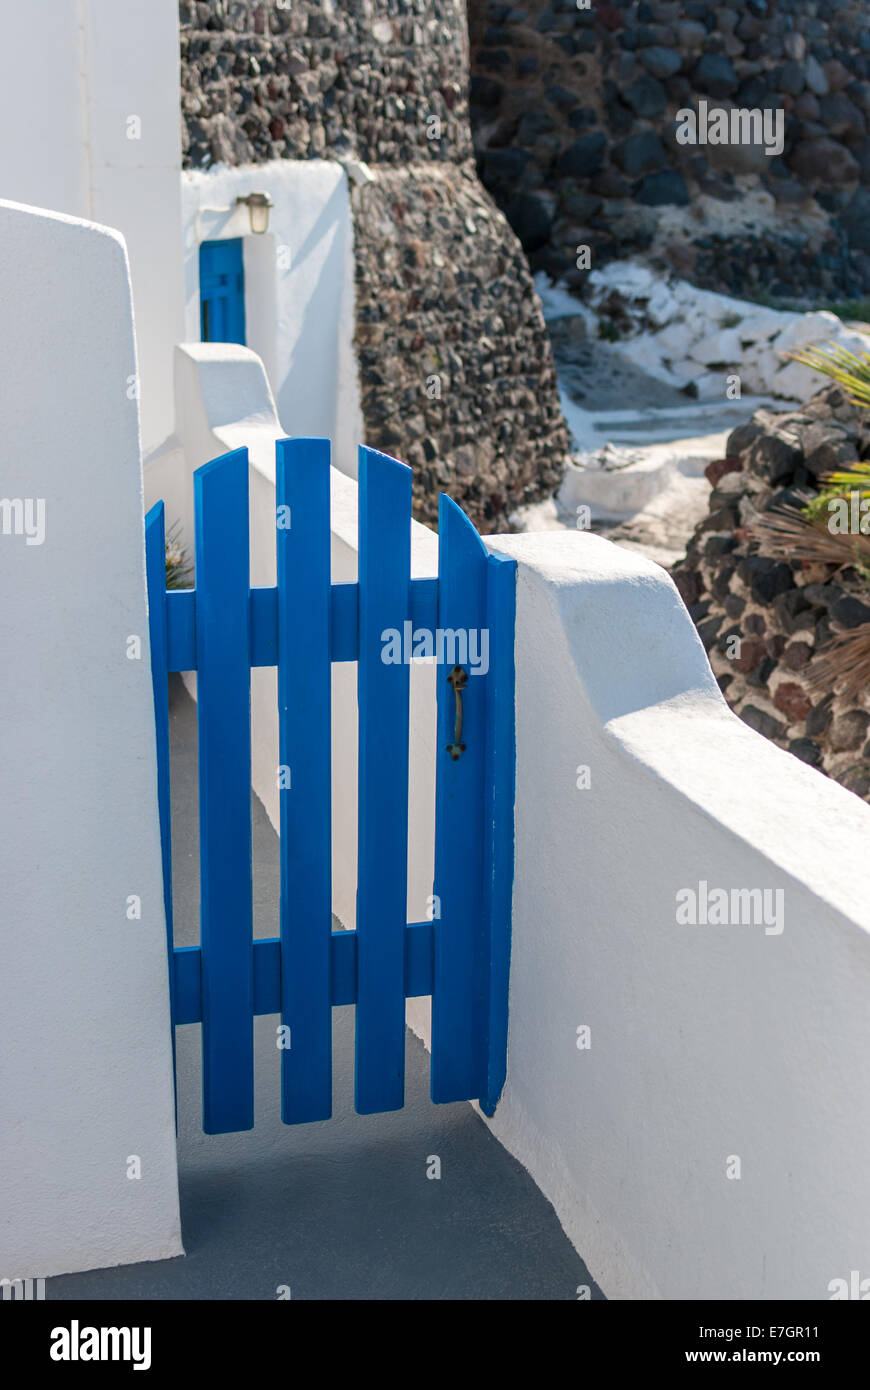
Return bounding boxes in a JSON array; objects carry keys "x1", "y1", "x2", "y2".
[{"x1": 446, "y1": 665, "x2": 467, "y2": 760}]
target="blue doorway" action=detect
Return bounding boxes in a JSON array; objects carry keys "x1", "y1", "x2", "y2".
[{"x1": 199, "y1": 238, "x2": 246, "y2": 345}]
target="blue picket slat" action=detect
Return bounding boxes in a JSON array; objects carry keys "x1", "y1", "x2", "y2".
[
  {"x1": 144, "y1": 504, "x2": 174, "y2": 961},
  {"x1": 355, "y1": 445, "x2": 412, "y2": 1114},
  {"x1": 480, "y1": 550, "x2": 517, "y2": 1116},
  {"x1": 430, "y1": 495, "x2": 491, "y2": 1103},
  {"x1": 276, "y1": 437, "x2": 333, "y2": 1123},
  {"x1": 194, "y1": 448, "x2": 254, "y2": 1134},
  {"x1": 144, "y1": 502, "x2": 176, "y2": 1105}
]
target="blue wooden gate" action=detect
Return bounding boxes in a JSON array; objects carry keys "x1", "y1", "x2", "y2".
[{"x1": 145, "y1": 440, "x2": 516, "y2": 1133}]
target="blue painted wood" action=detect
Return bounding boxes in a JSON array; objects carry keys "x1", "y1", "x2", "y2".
[
  {"x1": 166, "y1": 589, "x2": 195, "y2": 671},
  {"x1": 250, "y1": 587, "x2": 278, "y2": 666},
  {"x1": 173, "y1": 946, "x2": 201, "y2": 1026},
  {"x1": 276, "y1": 437, "x2": 333, "y2": 1123},
  {"x1": 355, "y1": 445, "x2": 412, "y2": 1114},
  {"x1": 156, "y1": 437, "x2": 515, "y2": 1134},
  {"x1": 144, "y1": 502, "x2": 176, "y2": 1108},
  {"x1": 165, "y1": 578, "x2": 438, "y2": 673},
  {"x1": 431, "y1": 495, "x2": 491, "y2": 1103},
  {"x1": 194, "y1": 448, "x2": 255, "y2": 1133},
  {"x1": 144, "y1": 504, "x2": 174, "y2": 963},
  {"x1": 199, "y1": 238, "x2": 246, "y2": 346},
  {"x1": 480, "y1": 551, "x2": 517, "y2": 1116},
  {"x1": 173, "y1": 923, "x2": 435, "y2": 1025}
]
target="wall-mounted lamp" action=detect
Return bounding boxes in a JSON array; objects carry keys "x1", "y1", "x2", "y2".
[{"x1": 235, "y1": 192, "x2": 273, "y2": 234}]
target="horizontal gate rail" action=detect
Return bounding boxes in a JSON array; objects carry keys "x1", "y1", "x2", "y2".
[
  {"x1": 164, "y1": 578, "x2": 440, "y2": 671},
  {"x1": 173, "y1": 923, "x2": 437, "y2": 1024},
  {"x1": 146, "y1": 437, "x2": 516, "y2": 1134}
]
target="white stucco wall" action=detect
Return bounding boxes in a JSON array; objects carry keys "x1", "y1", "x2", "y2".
[
  {"x1": 0, "y1": 0, "x2": 185, "y2": 455},
  {"x1": 181, "y1": 161, "x2": 363, "y2": 479},
  {"x1": 0, "y1": 1, "x2": 89, "y2": 215},
  {"x1": 480, "y1": 530, "x2": 870, "y2": 1300},
  {"x1": 0, "y1": 201, "x2": 182, "y2": 1279}
]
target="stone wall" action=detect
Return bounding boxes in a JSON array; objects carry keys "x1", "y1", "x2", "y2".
[
  {"x1": 351, "y1": 164, "x2": 565, "y2": 528},
  {"x1": 179, "y1": 0, "x2": 472, "y2": 166},
  {"x1": 468, "y1": 0, "x2": 870, "y2": 303},
  {"x1": 179, "y1": 0, "x2": 569, "y2": 530},
  {"x1": 672, "y1": 385, "x2": 870, "y2": 802}
]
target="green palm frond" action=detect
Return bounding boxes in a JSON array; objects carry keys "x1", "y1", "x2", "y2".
[
  {"x1": 802, "y1": 463, "x2": 870, "y2": 530},
  {"x1": 820, "y1": 462, "x2": 870, "y2": 492},
  {"x1": 788, "y1": 341, "x2": 870, "y2": 409}
]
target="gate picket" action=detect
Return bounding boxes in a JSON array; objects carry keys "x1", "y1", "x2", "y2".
[
  {"x1": 480, "y1": 549, "x2": 517, "y2": 1116},
  {"x1": 276, "y1": 437, "x2": 333, "y2": 1123},
  {"x1": 194, "y1": 449, "x2": 255, "y2": 1134},
  {"x1": 430, "y1": 497, "x2": 490, "y2": 1103},
  {"x1": 144, "y1": 501, "x2": 175, "y2": 1081},
  {"x1": 355, "y1": 445, "x2": 412, "y2": 1114}
]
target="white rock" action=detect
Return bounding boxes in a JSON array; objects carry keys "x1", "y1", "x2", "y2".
[
  {"x1": 646, "y1": 280, "x2": 680, "y2": 327},
  {"x1": 690, "y1": 371, "x2": 731, "y2": 402},
  {"x1": 829, "y1": 326, "x2": 870, "y2": 357},
  {"x1": 668, "y1": 358, "x2": 701, "y2": 383},
  {"x1": 617, "y1": 335, "x2": 685, "y2": 386},
  {"x1": 588, "y1": 261, "x2": 658, "y2": 299},
  {"x1": 738, "y1": 344, "x2": 775, "y2": 394},
  {"x1": 670, "y1": 304, "x2": 712, "y2": 348},
  {"x1": 738, "y1": 311, "x2": 794, "y2": 344},
  {"x1": 690, "y1": 328, "x2": 743, "y2": 366},
  {"x1": 773, "y1": 310, "x2": 842, "y2": 355},
  {"x1": 671, "y1": 282, "x2": 745, "y2": 323},
  {"x1": 653, "y1": 319, "x2": 694, "y2": 357},
  {"x1": 770, "y1": 358, "x2": 825, "y2": 401}
]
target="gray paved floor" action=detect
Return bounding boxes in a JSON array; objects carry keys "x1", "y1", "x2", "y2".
[{"x1": 50, "y1": 677, "x2": 602, "y2": 1300}]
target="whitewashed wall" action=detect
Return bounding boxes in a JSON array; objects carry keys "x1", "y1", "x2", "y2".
[
  {"x1": 181, "y1": 161, "x2": 363, "y2": 480},
  {"x1": 0, "y1": 0, "x2": 185, "y2": 456},
  {"x1": 482, "y1": 530, "x2": 870, "y2": 1300},
  {"x1": 0, "y1": 201, "x2": 182, "y2": 1278}
]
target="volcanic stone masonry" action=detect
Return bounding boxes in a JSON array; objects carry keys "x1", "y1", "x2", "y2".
[
  {"x1": 178, "y1": 0, "x2": 569, "y2": 530},
  {"x1": 672, "y1": 385, "x2": 870, "y2": 803},
  {"x1": 468, "y1": 0, "x2": 870, "y2": 303}
]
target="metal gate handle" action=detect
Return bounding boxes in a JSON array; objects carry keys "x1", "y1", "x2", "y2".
[{"x1": 446, "y1": 665, "x2": 467, "y2": 760}]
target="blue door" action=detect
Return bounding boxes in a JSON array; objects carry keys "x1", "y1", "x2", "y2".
[{"x1": 199, "y1": 238, "x2": 246, "y2": 345}]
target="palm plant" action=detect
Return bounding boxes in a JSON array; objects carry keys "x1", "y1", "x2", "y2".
[
  {"x1": 788, "y1": 341, "x2": 870, "y2": 409},
  {"x1": 165, "y1": 520, "x2": 193, "y2": 589},
  {"x1": 747, "y1": 341, "x2": 870, "y2": 702}
]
